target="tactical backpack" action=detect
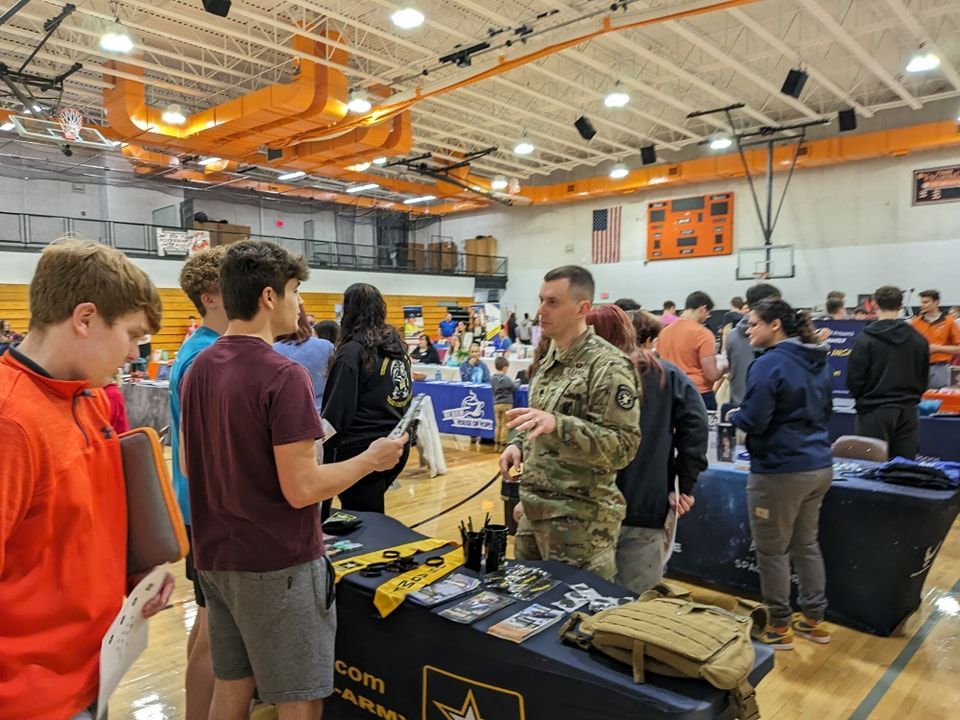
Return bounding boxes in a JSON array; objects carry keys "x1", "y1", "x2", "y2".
[{"x1": 561, "y1": 586, "x2": 762, "y2": 719}]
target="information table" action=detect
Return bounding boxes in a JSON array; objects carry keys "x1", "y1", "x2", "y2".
[
  {"x1": 667, "y1": 463, "x2": 960, "y2": 636},
  {"x1": 327, "y1": 513, "x2": 775, "y2": 720},
  {"x1": 120, "y1": 380, "x2": 171, "y2": 444},
  {"x1": 829, "y1": 409, "x2": 960, "y2": 461},
  {"x1": 413, "y1": 380, "x2": 496, "y2": 439}
]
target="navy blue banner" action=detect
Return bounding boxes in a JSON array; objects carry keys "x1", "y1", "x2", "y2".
[
  {"x1": 414, "y1": 380, "x2": 496, "y2": 439},
  {"x1": 815, "y1": 320, "x2": 868, "y2": 396}
]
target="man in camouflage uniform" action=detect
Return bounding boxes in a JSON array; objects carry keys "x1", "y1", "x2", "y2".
[{"x1": 500, "y1": 265, "x2": 641, "y2": 580}]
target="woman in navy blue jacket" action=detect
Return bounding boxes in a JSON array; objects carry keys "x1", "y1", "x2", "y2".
[{"x1": 730, "y1": 299, "x2": 834, "y2": 650}]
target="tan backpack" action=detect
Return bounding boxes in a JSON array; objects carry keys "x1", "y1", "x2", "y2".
[{"x1": 561, "y1": 589, "x2": 761, "y2": 719}]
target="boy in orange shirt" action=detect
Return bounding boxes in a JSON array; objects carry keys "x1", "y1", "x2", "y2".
[
  {"x1": 0, "y1": 241, "x2": 173, "y2": 720},
  {"x1": 911, "y1": 289, "x2": 960, "y2": 389}
]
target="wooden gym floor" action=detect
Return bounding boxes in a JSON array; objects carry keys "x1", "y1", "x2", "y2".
[{"x1": 112, "y1": 441, "x2": 960, "y2": 719}]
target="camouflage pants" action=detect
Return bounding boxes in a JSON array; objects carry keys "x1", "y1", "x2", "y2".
[{"x1": 514, "y1": 515, "x2": 620, "y2": 580}]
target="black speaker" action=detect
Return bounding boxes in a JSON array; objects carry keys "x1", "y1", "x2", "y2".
[
  {"x1": 267, "y1": 147, "x2": 283, "y2": 161},
  {"x1": 574, "y1": 116, "x2": 596, "y2": 141},
  {"x1": 780, "y1": 68, "x2": 808, "y2": 99},
  {"x1": 838, "y1": 108, "x2": 857, "y2": 132},
  {"x1": 640, "y1": 145, "x2": 656, "y2": 165},
  {"x1": 202, "y1": 0, "x2": 232, "y2": 18}
]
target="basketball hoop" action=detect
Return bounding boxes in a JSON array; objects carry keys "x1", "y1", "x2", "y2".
[
  {"x1": 57, "y1": 108, "x2": 84, "y2": 141},
  {"x1": 752, "y1": 271, "x2": 769, "y2": 284}
]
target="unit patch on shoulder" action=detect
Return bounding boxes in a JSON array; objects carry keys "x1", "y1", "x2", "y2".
[{"x1": 615, "y1": 385, "x2": 637, "y2": 410}]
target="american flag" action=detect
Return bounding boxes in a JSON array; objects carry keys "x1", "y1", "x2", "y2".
[{"x1": 592, "y1": 206, "x2": 621, "y2": 264}]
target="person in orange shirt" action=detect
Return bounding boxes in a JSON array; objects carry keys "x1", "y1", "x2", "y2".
[
  {"x1": 656, "y1": 291, "x2": 725, "y2": 410},
  {"x1": 0, "y1": 241, "x2": 173, "y2": 720},
  {"x1": 910, "y1": 289, "x2": 960, "y2": 389}
]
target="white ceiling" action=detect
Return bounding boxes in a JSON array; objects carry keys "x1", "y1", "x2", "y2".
[{"x1": 2, "y1": 0, "x2": 959, "y2": 183}]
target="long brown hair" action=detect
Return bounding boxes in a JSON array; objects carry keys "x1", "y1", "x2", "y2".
[
  {"x1": 276, "y1": 305, "x2": 312, "y2": 345},
  {"x1": 753, "y1": 299, "x2": 819, "y2": 344},
  {"x1": 628, "y1": 310, "x2": 665, "y2": 384}
]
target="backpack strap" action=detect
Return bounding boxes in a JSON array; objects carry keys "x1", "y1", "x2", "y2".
[
  {"x1": 732, "y1": 680, "x2": 761, "y2": 720},
  {"x1": 559, "y1": 612, "x2": 593, "y2": 651},
  {"x1": 631, "y1": 640, "x2": 645, "y2": 683}
]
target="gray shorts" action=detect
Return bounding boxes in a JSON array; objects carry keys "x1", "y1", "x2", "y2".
[{"x1": 199, "y1": 557, "x2": 337, "y2": 704}]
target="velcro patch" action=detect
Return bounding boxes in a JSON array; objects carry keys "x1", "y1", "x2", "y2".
[{"x1": 615, "y1": 385, "x2": 637, "y2": 410}]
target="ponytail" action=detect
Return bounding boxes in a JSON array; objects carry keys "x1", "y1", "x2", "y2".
[{"x1": 753, "y1": 300, "x2": 820, "y2": 344}]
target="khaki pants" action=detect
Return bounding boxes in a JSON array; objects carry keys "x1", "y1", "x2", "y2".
[{"x1": 494, "y1": 402, "x2": 512, "y2": 446}]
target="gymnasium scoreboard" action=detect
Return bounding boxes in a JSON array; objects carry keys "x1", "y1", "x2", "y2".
[{"x1": 646, "y1": 192, "x2": 734, "y2": 261}]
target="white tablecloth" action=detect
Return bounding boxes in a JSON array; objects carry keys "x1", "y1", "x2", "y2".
[{"x1": 412, "y1": 356, "x2": 531, "y2": 381}]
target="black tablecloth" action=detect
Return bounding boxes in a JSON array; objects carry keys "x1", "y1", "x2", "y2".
[
  {"x1": 667, "y1": 464, "x2": 960, "y2": 636},
  {"x1": 829, "y1": 409, "x2": 960, "y2": 461},
  {"x1": 327, "y1": 513, "x2": 775, "y2": 720}
]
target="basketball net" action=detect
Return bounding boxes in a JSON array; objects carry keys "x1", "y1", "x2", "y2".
[{"x1": 58, "y1": 108, "x2": 84, "y2": 141}]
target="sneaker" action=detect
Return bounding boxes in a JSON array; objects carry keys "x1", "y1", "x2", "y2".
[
  {"x1": 759, "y1": 624, "x2": 794, "y2": 650},
  {"x1": 793, "y1": 614, "x2": 831, "y2": 644}
]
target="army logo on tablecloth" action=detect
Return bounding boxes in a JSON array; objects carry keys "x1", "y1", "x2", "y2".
[{"x1": 422, "y1": 665, "x2": 524, "y2": 720}]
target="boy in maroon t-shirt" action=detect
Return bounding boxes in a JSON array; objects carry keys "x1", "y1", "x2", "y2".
[{"x1": 181, "y1": 241, "x2": 405, "y2": 719}]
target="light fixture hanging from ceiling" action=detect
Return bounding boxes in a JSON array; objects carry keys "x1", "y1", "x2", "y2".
[
  {"x1": 100, "y1": 18, "x2": 134, "y2": 53},
  {"x1": 391, "y1": 4, "x2": 425, "y2": 30},
  {"x1": 346, "y1": 183, "x2": 380, "y2": 194},
  {"x1": 490, "y1": 175, "x2": 508, "y2": 190},
  {"x1": 198, "y1": 156, "x2": 222, "y2": 166},
  {"x1": 404, "y1": 194, "x2": 436, "y2": 205},
  {"x1": 278, "y1": 170, "x2": 306, "y2": 181},
  {"x1": 609, "y1": 164, "x2": 629, "y2": 179},
  {"x1": 709, "y1": 136, "x2": 733, "y2": 151},
  {"x1": 372, "y1": 156, "x2": 388, "y2": 165},
  {"x1": 604, "y1": 83, "x2": 630, "y2": 109},
  {"x1": 346, "y1": 161, "x2": 372, "y2": 172},
  {"x1": 0, "y1": 121, "x2": 15, "y2": 132},
  {"x1": 513, "y1": 136, "x2": 534, "y2": 155},
  {"x1": 347, "y1": 91, "x2": 372, "y2": 114},
  {"x1": 906, "y1": 44, "x2": 940, "y2": 73},
  {"x1": 162, "y1": 103, "x2": 186, "y2": 125}
]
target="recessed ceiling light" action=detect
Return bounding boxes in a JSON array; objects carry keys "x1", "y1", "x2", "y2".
[
  {"x1": 391, "y1": 5, "x2": 425, "y2": 30},
  {"x1": 513, "y1": 138, "x2": 534, "y2": 155},
  {"x1": 710, "y1": 136, "x2": 733, "y2": 151},
  {"x1": 278, "y1": 170, "x2": 306, "y2": 181},
  {"x1": 491, "y1": 175, "x2": 508, "y2": 190},
  {"x1": 162, "y1": 104, "x2": 186, "y2": 125},
  {"x1": 609, "y1": 164, "x2": 629, "y2": 179},
  {"x1": 100, "y1": 19, "x2": 134, "y2": 53},
  {"x1": 346, "y1": 183, "x2": 380, "y2": 194}
]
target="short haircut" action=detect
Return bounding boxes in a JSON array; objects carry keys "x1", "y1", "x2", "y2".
[
  {"x1": 29, "y1": 240, "x2": 161, "y2": 333},
  {"x1": 220, "y1": 240, "x2": 309, "y2": 322},
  {"x1": 179, "y1": 245, "x2": 227, "y2": 316},
  {"x1": 826, "y1": 298, "x2": 845, "y2": 314},
  {"x1": 827, "y1": 290, "x2": 845, "y2": 300},
  {"x1": 730, "y1": 296, "x2": 744, "y2": 308},
  {"x1": 613, "y1": 298, "x2": 641, "y2": 312},
  {"x1": 469, "y1": 341, "x2": 481, "y2": 350},
  {"x1": 629, "y1": 310, "x2": 663, "y2": 345},
  {"x1": 543, "y1": 265, "x2": 595, "y2": 302},
  {"x1": 314, "y1": 319, "x2": 339, "y2": 343},
  {"x1": 746, "y1": 283, "x2": 781, "y2": 308},
  {"x1": 685, "y1": 291, "x2": 714, "y2": 312},
  {"x1": 494, "y1": 356, "x2": 509, "y2": 370},
  {"x1": 919, "y1": 289, "x2": 940, "y2": 302},
  {"x1": 874, "y1": 286, "x2": 903, "y2": 311},
  {"x1": 663, "y1": 300, "x2": 676, "y2": 311}
]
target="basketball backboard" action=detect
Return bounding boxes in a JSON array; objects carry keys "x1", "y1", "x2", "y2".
[
  {"x1": 7, "y1": 114, "x2": 115, "y2": 149},
  {"x1": 736, "y1": 244, "x2": 795, "y2": 280}
]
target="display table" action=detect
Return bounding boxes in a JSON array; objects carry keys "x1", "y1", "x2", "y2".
[
  {"x1": 829, "y1": 409, "x2": 960, "y2": 461},
  {"x1": 413, "y1": 380, "x2": 495, "y2": 439},
  {"x1": 414, "y1": 357, "x2": 533, "y2": 382},
  {"x1": 121, "y1": 380, "x2": 171, "y2": 444},
  {"x1": 328, "y1": 513, "x2": 775, "y2": 720},
  {"x1": 667, "y1": 463, "x2": 960, "y2": 636},
  {"x1": 922, "y1": 389, "x2": 960, "y2": 414}
]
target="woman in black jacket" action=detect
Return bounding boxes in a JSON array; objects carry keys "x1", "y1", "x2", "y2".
[
  {"x1": 410, "y1": 333, "x2": 441, "y2": 364},
  {"x1": 322, "y1": 283, "x2": 412, "y2": 515},
  {"x1": 586, "y1": 307, "x2": 708, "y2": 593}
]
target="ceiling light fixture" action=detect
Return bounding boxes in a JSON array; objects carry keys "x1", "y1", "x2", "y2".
[
  {"x1": 513, "y1": 137, "x2": 534, "y2": 155},
  {"x1": 604, "y1": 84, "x2": 630, "y2": 109},
  {"x1": 609, "y1": 164, "x2": 629, "y2": 180},
  {"x1": 404, "y1": 194, "x2": 436, "y2": 205},
  {"x1": 100, "y1": 19, "x2": 134, "y2": 53},
  {"x1": 161, "y1": 103, "x2": 186, "y2": 125},
  {"x1": 906, "y1": 45, "x2": 940, "y2": 73},
  {"x1": 490, "y1": 175, "x2": 508, "y2": 190},
  {"x1": 198, "y1": 156, "x2": 222, "y2": 166},
  {"x1": 278, "y1": 170, "x2": 306, "y2": 181},
  {"x1": 346, "y1": 183, "x2": 380, "y2": 194},
  {"x1": 391, "y1": 4, "x2": 425, "y2": 30},
  {"x1": 710, "y1": 136, "x2": 733, "y2": 151},
  {"x1": 372, "y1": 156, "x2": 388, "y2": 165},
  {"x1": 0, "y1": 121, "x2": 15, "y2": 132},
  {"x1": 346, "y1": 161, "x2": 371, "y2": 172},
  {"x1": 347, "y1": 92, "x2": 372, "y2": 114}
]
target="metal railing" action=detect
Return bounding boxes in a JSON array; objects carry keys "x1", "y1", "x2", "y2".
[{"x1": 0, "y1": 210, "x2": 508, "y2": 279}]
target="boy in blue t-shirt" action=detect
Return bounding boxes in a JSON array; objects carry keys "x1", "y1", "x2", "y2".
[{"x1": 168, "y1": 245, "x2": 228, "y2": 720}]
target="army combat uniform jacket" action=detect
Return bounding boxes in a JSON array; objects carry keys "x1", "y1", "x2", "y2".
[{"x1": 517, "y1": 327, "x2": 642, "y2": 526}]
